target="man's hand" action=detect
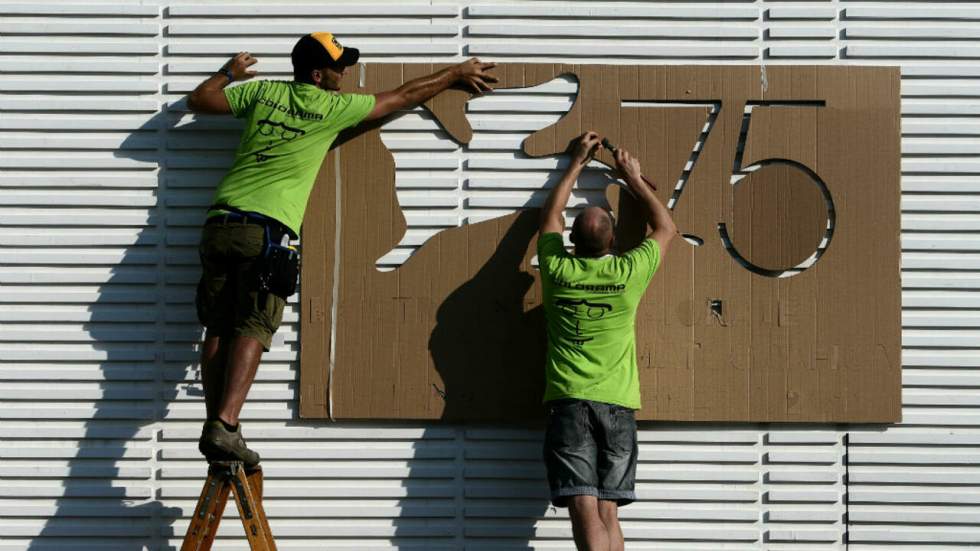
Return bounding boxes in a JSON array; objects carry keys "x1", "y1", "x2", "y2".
[
  {"x1": 613, "y1": 147, "x2": 644, "y2": 186},
  {"x1": 572, "y1": 131, "x2": 602, "y2": 166},
  {"x1": 223, "y1": 52, "x2": 258, "y2": 82},
  {"x1": 612, "y1": 146, "x2": 677, "y2": 251},
  {"x1": 188, "y1": 52, "x2": 258, "y2": 114},
  {"x1": 366, "y1": 59, "x2": 497, "y2": 122},
  {"x1": 455, "y1": 58, "x2": 498, "y2": 94},
  {"x1": 540, "y1": 130, "x2": 601, "y2": 234}
]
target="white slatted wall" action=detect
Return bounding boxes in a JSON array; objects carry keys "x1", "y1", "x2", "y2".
[{"x1": 0, "y1": 1, "x2": 977, "y2": 549}]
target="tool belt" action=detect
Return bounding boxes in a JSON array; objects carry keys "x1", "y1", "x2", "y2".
[{"x1": 207, "y1": 204, "x2": 300, "y2": 299}]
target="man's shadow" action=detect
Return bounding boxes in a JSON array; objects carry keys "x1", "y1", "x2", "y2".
[
  {"x1": 426, "y1": 210, "x2": 550, "y2": 547},
  {"x1": 336, "y1": 101, "x2": 557, "y2": 546},
  {"x1": 28, "y1": 108, "x2": 219, "y2": 549},
  {"x1": 428, "y1": 210, "x2": 545, "y2": 422}
]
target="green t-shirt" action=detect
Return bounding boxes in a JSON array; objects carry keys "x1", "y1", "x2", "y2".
[
  {"x1": 537, "y1": 232, "x2": 662, "y2": 409},
  {"x1": 209, "y1": 80, "x2": 376, "y2": 236}
]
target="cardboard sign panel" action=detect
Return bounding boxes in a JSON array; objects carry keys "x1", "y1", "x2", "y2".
[{"x1": 300, "y1": 64, "x2": 901, "y2": 423}]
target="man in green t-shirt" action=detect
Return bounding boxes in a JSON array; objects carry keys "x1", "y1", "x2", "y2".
[
  {"x1": 185, "y1": 32, "x2": 496, "y2": 466},
  {"x1": 538, "y1": 132, "x2": 677, "y2": 551}
]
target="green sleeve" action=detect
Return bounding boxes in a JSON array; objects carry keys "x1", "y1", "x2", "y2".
[
  {"x1": 536, "y1": 232, "x2": 568, "y2": 276},
  {"x1": 328, "y1": 93, "x2": 376, "y2": 130},
  {"x1": 223, "y1": 80, "x2": 264, "y2": 118},
  {"x1": 623, "y1": 238, "x2": 662, "y2": 283}
]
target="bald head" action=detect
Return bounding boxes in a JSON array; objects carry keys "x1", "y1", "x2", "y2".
[{"x1": 571, "y1": 207, "x2": 615, "y2": 257}]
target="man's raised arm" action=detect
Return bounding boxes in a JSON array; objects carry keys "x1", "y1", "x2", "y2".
[
  {"x1": 540, "y1": 132, "x2": 602, "y2": 234},
  {"x1": 187, "y1": 52, "x2": 258, "y2": 114},
  {"x1": 614, "y1": 148, "x2": 678, "y2": 252},
  {"x1": 365, "y1": 58, "x2": 497, "y2": 122}
]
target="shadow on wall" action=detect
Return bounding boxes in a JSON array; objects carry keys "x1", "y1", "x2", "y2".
[
  {"x1": 29, "y1": 101, "x2": 560, "y2": 548},
  {"x1": 27, "y1": 110, "x2": 212, "y2": 550},
  {"x1": 330, "y1": 102, "x2": 558, "y2": 545},
  {"x1": 27, "y1": 109, "x2": 553, "y2": 550},
  {"x1": 427, "y1": 210, "x2": 551, "y2": 549},
  {"x1": 428, "y1": 210, "x2": 546, "y2": 422}
]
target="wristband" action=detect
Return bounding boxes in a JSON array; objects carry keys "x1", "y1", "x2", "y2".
[{"x1": 217, "y1": 67, "x2": 234, "y2": 83}]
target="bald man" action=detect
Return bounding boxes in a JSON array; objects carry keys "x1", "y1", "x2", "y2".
[{"x1": 537, "y1": 131, "x2": 676, "y2": 551}]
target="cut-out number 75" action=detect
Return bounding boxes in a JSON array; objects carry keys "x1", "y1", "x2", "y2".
[{"x1": 622, "y1": 100, "x2": 833, "y2": 277}]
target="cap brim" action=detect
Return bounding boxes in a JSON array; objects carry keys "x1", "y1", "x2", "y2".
[{"x1": 336, "y1": 47, "x2": 359, "y2": 67}]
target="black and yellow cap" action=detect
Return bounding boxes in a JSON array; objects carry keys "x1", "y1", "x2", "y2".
[{"x1": 291, "y1": 32, "x2": 359, "y2": 71}]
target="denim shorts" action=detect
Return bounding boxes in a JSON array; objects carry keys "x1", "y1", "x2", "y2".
[
  {"x1": 195, "y1": 220, "x2": 285, "y2": 351},
  {"x1": 543, "y1": 398, "x2": 638, "y2": 507}
]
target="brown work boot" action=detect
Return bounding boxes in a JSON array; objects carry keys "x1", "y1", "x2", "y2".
[{"x1": 198, "y1": 420, "x2": 260, "y2": 467}]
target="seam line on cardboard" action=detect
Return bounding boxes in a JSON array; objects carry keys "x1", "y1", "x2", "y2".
[{"x1": 328, "y1": 149, "x2": 342, "y2": 422}]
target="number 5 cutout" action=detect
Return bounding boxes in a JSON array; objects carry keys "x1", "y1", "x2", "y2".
[
  {"x1": 722, "y1": 101, "x2": 833, "y2": 277},
  {"x1": 627, "y1": 100, "x2": 833, "y2": 277}
]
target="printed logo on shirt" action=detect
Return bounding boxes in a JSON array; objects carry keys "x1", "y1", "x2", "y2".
[
  {"x1": 254, "y1": 119, "x2": 307, "y2": 162},
  {"x1": 256, "y1": 97, "x2": 324, "y2": 122},
  {"x1": 552, "y1": 277, "x2": 626, "y2": 294},
  {"x1": 555, "y1": 298, "x2": 615, "y2": 348}
]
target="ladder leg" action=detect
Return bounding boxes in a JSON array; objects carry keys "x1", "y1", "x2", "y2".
[
  {"x1": 246, "y1": 467, "x2": 277, "y2": 551},
  {"x1": 230, "y1": 465, "x2": 274, "y2": 551},
  {"x1": 180, "y1": 467, "x2": 233, "y2": 551}
]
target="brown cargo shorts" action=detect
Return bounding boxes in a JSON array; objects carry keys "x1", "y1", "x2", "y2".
[{"x1": 195, "y1": 220, "x2": 285, "y2": 351}]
